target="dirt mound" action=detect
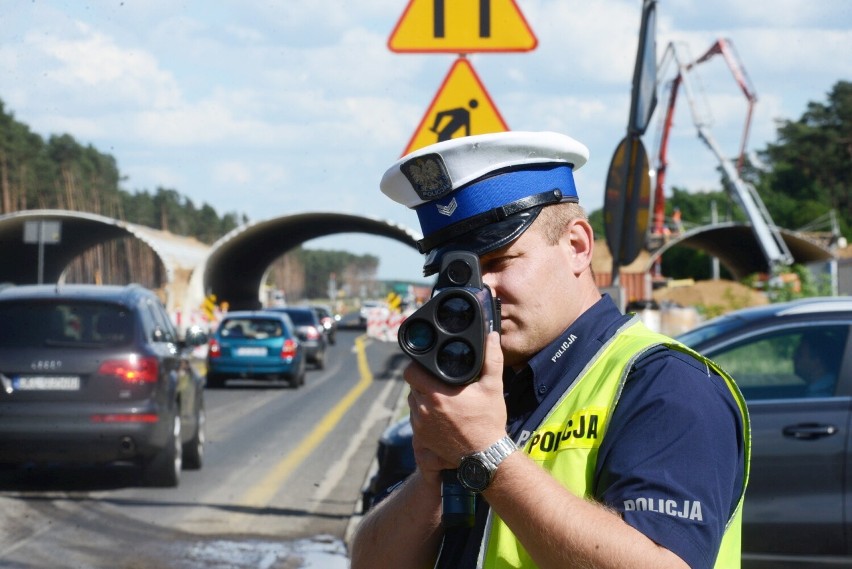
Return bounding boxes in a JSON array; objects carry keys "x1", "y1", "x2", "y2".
[{"x1": 653, "y1": 279, "x2": 769, "y2": 316}]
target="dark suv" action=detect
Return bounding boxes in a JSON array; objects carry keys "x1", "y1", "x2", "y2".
[
  {"x1": 676, "y1": 296, "x2": 852, "y2": 567},
  {"x1": 266, "y1": 307, "x2": 327, "y2": 369},
  {"x1": 0, "y1": 284, "x2": 208, "y2": 487}
]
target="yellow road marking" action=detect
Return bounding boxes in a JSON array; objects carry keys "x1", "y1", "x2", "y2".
[{"x1": 241, "y1": 334, "x2": 373, "y2": 507}]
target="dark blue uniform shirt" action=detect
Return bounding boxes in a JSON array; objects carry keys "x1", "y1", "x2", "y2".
[{"x1": 436, "y1": 295, "x2": 745, "y2": 569}]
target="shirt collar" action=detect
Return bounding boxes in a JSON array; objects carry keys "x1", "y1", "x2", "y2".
[{"x1": 525, "y1": 294, "x2": 629, "y2": 404}]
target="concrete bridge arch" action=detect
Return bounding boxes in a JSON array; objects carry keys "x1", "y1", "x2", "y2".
[
  {"x1": 0, "y1": 209, "x2": 422, "y2": 318},
  {"x1": 646, "y1": 221, "x2": 835, "y2": 279},
  {"x1": 0, "y1": 209, "x2": 209, "y2": 312},
  {"x1": 191, "y1": 212, "x2": 421, "y2": 311}
]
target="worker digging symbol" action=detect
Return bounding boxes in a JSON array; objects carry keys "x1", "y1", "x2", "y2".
[
  {"x1": 399, "y1": 59, "x2": 509, "y2": 155},
  {"x1": 430, "y1": 99, "x2": 478, "y2": 141}
]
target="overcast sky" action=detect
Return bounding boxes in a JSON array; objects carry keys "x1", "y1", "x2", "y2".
[{"x1": 2, "y1": 0, "x2": 850, "y2": 281}]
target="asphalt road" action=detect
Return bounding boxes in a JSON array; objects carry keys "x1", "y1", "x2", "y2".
[{"x1": 0, "y1": 329, "x2": 408, "y2": 569}]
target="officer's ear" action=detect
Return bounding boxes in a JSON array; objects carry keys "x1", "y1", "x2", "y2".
[{"x1": 562, "y1": 218, "x2": 594, "y2": 275}]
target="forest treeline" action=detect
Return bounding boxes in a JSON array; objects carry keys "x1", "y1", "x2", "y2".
[
  {"x1": 0, "y1": 99, "x2": 378, "y2": 299},
  {"x1": 0, "y1": 99, "x2": 243, "y2": 242},
  {"x1": 1, "y1": 81, "x2": 850, "y2": 293}
]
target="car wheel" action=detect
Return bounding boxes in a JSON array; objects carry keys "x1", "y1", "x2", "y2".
[
  {"x1": 314, "y1": 351, "x2": 325, "y2": 370},
  {"x1": 143, "y1": 412, "x2": 182, "y2": 487},
  {"x1": 182, "y1": 403, "x2": 205, "y2": 470},
  {"x1": 290, "y1": 361, "x2": 306, "y2": 388}
]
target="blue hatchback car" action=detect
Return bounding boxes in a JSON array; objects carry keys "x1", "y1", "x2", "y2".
[{"x1": 206, "y1": 311, "x2": 306, "y2": 388}]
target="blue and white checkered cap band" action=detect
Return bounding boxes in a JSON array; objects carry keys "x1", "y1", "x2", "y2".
[{"x1": 414, "y1": 164, "x2": 577, "y2": 238}]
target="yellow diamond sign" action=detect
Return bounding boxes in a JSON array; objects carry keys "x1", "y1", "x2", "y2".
[
  {"x1": 402, "y1": 57, "x2": 509, "y2": 155},
  {"x1": 389, "y1": 0, "x2": 537, "y2": 53}
]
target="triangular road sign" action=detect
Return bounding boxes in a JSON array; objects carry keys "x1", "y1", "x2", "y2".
[
  {"x1": 402, "y1": 57, "x2": 509, "y2": 156},
  {"x1": 389, "y1": 0, "x2": 537, "y2": 53}
]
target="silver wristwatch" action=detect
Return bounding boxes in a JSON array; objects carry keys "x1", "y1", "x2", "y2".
[{"x1": 457, "y1": 435, "x2": 518, "y2": 493}]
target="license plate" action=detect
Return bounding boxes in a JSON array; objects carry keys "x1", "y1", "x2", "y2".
[
  {"x1": 235, "y1": 347, "x2": 267, "y2": 356},
  {"x1": 14, "y1": 376, "x2": 81, "y2": 391}
]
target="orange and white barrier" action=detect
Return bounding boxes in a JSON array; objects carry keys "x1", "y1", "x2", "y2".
[{"x1": 366, "y1": 307, "x2": 410, "y2": 342}]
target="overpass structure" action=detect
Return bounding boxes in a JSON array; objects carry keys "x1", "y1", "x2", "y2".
[
  {"x1": 0, "y1": 209, "x2": 837, "y2": 327},
  {"x1": 191, "y1": 212, "x2": 420, "y2": 311},
  {"x1": 0, "y1": 210, "x2": 420, "y2": 322},
  {"x1": 0, "y1": 209, "x2": 210, "y2": 313},
  {"x1": 647, "y1": 222, "x2": 836, "y2": 280}
]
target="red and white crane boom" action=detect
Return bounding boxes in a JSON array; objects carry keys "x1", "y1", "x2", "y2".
[{"x1": 651, "y1": 39, "x2": 793, "y2": 271}]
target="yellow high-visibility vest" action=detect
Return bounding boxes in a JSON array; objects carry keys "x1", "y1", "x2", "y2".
[{"x1": 478, "y1": 317, "x2": 750, "y2": 568}]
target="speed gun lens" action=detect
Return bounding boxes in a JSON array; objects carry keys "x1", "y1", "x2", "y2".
[
  {"x1": 437, "y1": 340, "x2": 476, "y2": 380},
  {"x1": 437, "y1": 296, "x2": 474, "y2": 334},
  {"x1": 403, "y1": 319, "x2": 436, "y2": 353},
  {"x1": 445, "y1": 258, "x2": 473, "y2": 286}
]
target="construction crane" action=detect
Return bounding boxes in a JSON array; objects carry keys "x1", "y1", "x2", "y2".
[{"x1": 651, "y1": 38, "x2": 793, "y2": 274}]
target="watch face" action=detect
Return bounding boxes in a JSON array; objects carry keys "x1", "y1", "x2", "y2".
[{"x1": 459, "y1": 457, "x2": 492, "y2": 492}]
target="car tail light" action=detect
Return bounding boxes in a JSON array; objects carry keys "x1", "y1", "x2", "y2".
[
  {"x1": 306, "y1": 326, "x2": 321, "y2": 340},
  {"x1": 208, "y1": 338, "x2": 221, "y2": 358},
  {"x1": 91, "y1": 414, "x2": 159, "y2": 423},
  {"x1": 281, "y1": 338, "x2": 298, "y2": 360},
  {"x1": 98, "y1": 355, "x2": 159, "y2": 384}
]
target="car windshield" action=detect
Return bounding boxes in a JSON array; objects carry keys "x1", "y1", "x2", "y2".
[
  {"x1": 281, "y1": 310, "x2": 315, "y2": 325},
  {"x1": 219, "y1": 317, "x2": 284, "y2": 339},
  {"x1": 0, "y1": 301, "x2": 133, "y2": 348},
  {"x1": 676, "y1": 314, "x2": 746, "y2": 348}
]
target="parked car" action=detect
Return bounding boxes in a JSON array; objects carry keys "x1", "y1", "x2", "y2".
[
  {"x1": 360, "y1": 413, "x2": 415, "y2": 513},
  {"x1": 311, "y1": 304, "x2": 338, "y2": 345},
  {"x1": 265, "y1": 307, "x2": 327, "y2": 369},
  {"x1": 362, "y1": 296, "x2": 852, "y2": 567},
  {"x1": 0, "y1": 284, "x2": 208, "y2": 487},
  {"x1": 206, "y1": 311, "x2": 306, "y2": 388},
  {"x1": 677, "y1": 296, "x2": 852, "y2": 567}
]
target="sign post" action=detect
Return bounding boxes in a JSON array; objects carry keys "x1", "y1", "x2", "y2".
[
  {"x1": 23, "y1": 220, "x2": 62, "y2": 285},
  {"x1": 603, "y1": 0, "x2": 658, "y2": 291},
  {"x1": 202, "y1": 294, "x2": 218, "y2": 322},
  {"x1": 604, "y1": 136, "x2": 651, "y2": 273}
]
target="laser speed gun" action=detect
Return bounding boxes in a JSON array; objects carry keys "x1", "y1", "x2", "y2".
[{"x1": 398, "y1": 251, "x2": 501, "y2": 385}]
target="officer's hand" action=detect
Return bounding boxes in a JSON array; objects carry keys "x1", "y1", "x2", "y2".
[{"x1": 405, "y1": 332, "x2": 507, "y2": 469}]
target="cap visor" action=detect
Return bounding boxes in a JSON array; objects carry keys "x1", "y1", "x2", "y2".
[{"x1": 422, "y1": 207, "x2": 543, "y2": 276}]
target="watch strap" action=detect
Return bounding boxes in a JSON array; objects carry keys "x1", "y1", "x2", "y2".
[{"x1": 476, "y1": 434, "x2": 518, "y2": 469}]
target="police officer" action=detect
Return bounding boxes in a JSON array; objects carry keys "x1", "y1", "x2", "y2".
[{"x1": 350, "y1": 131, "x2": 749, "y2": 569}]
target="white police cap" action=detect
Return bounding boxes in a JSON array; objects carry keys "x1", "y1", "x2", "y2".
[{"x1": 380, "y1": 131, "x2": 589, "y2": 275}]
